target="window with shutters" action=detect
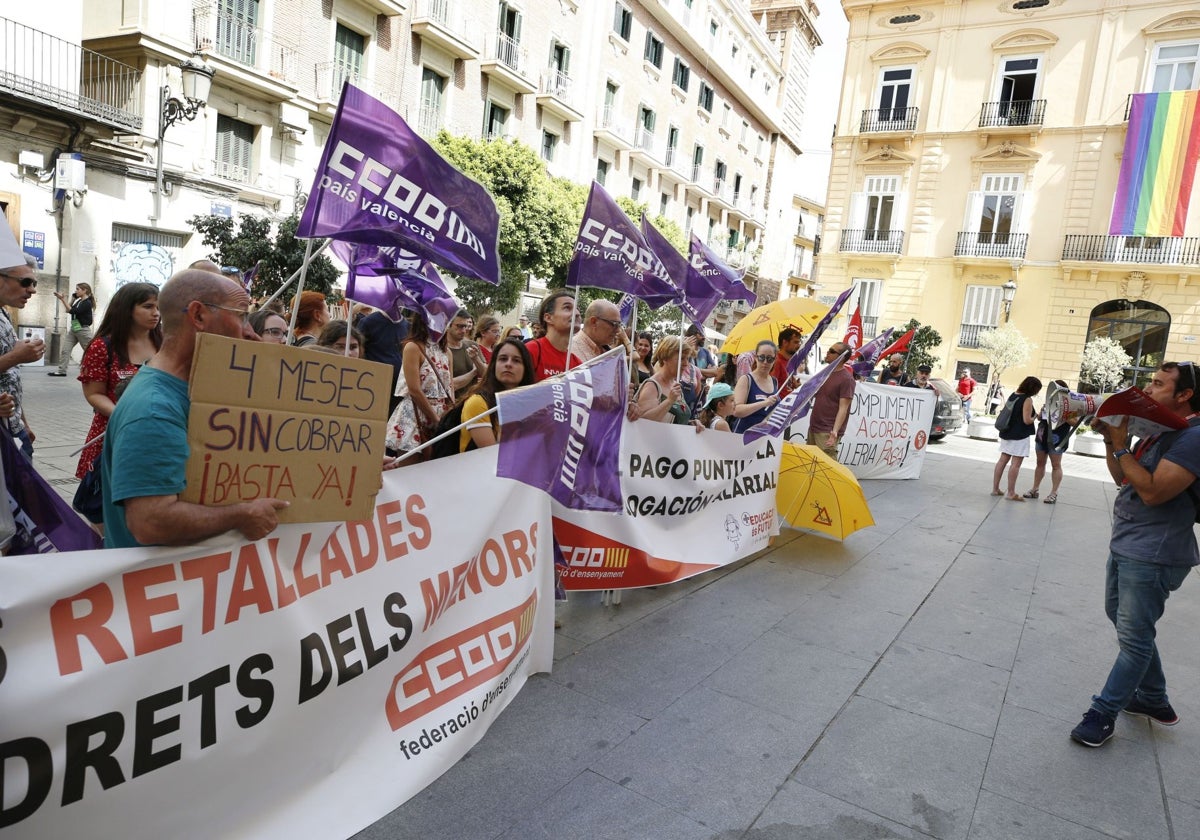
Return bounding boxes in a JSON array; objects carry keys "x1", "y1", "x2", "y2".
[
  {"x1": 215, "y1": 115, "x2": 254, "y2": 183},
  {"x1": 333, "y1": 24, "x2": 365, "y2": 94},
  {"x1": 1149, "y1": 41, "x2": 1199, "y2": 92},
  {"x1": 644, "y1": 32, "x2": 664, "y2": 69},
  {"x1": 613, "y1": 2, "x2": 632, "y2": 41},
  {"x1": 216, "y1": 0, "x2": 259, "y2": 66},
  {"x1": 541, "y1": 130, "x2": 558, "y2": 162},
  {"x1": 853, "y1": 278, "x2": 881, "y2": 336},
  {"x1": 698, "y1": 82, "x2": 714, "y2": 112},
  {"x1": 971, "y1": 174, "x2": 1024, "y2": 241},
  {"x1": 636, "y1": 106, "x2": 655, "y2": 149},
  {"x1": 672, "y1": 58, "x2": 690, "y2": 92},
  {"x1": 484, "y1": 102, "x2": 508, "y2": 139},
  {"x1": 417, "y1": 68, "x2": 446, "y2": 137},
  {"x1": 959, "y1": 285, "x2": 1004, "y2": 348},
  {"x1": 863, "y1": 176, "x2": 898, "y2": 238},
  {"x1": 691, "y1": 143, "x2": 704, "y2": 182},
  {"x1": 844, "y1": 177, "x2": 904, "y2": 253},
  {"x1": 596, "y1": 158, "x2": 610, "y2": 186},
  {"x1": 631, "y1": 177, "x2": 642, "y2": 201}
]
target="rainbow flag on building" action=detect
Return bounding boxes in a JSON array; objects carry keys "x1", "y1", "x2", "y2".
[{"x1": 1109, "y1": 90, "x2": 1200, "y2": 237}]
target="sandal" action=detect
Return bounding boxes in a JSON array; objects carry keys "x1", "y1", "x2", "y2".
[
  {"x1": 1022, "y1": 490, "x2": 1039, "y2": 499},
  {"x1": 990, "y1": 490, "x2": 1004, "y2": 496},
  {"x1": 1044, "y1": 494, "x2": 1057, "y2": 504},
  {"x1": 1006, "y1": 494, "x2": 1025, "y2": 502}
]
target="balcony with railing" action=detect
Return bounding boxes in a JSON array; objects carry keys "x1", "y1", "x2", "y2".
[
  {"x1": 410, "y1": 0, "x2": 479, "y2": 60},
  {"x1": 629, "y1": 125, "x2": 661, "y2": 164},
  {"x1": 1, "y1": 16, "x2": 142, "y2": 132},
  {"x1": 594, "y1": 106, "x2": 634, "y2": 149},
  {"x1": 978, "y1": 99, "x2": 1045, "y2": 128},
  {"x1": 840, "y1": 228, "x2": 904, "y2": 254},
  {"x1": 211, "y1": 157, "x2": 251, "y2": 185},
  {"x1": 859, "y1": 106, "x2": 918, "y2": 134},
  {"x1": 481, "y1": 33, "x2": 534, "y2": 93},
  {"x1": 193, "y1": 5, "x2": 298, "y2": 95},
  {"x1": 415, "y1": 102, "x2": 442, "y2": 138},
  {"x1": 1062, "y1": 234, "x2": 1200, "y2": 266},
  {"x1": 537, "y1": 69, "x2": 582, "y2": 121},
  {"x1": 314, "y1": 62, "x2": 364, "y2": 104},
  {"x1": 954, "y1": 231, "x2": 1029, "y2": 260},
  {"x1": 958, "y1": 323, "x2": 996, "y2": 349},
  {"x1": 659, "y1": 145, "x2": 692, "y2": 183}
]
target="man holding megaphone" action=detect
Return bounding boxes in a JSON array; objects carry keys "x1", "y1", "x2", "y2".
[{"x1": 1071, "y1": 362, "x2": 1200, "y2": 748}]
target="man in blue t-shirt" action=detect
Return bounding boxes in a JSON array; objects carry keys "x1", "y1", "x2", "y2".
[
  {"x1": 101, "y1": 269, "x2": 289, "y2": 548},
  {"x1": 1070, "y1": 361, "x2": 1200, "y2": 747}
]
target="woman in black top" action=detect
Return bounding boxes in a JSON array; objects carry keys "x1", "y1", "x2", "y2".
[
  {"x1": 992, "y1": 375, "x2": 1042, "y2": 500},
  {"x1": 50, "y1": 282, "x2": 95, "y2": 376}
]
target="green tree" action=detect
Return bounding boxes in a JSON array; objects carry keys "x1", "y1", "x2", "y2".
[
  {"x1": 892, "y1": 318, "x2": 942, "y2": 378},
  {"x1": 187, "y1": 212, "x2": 339, "y2": 301}
]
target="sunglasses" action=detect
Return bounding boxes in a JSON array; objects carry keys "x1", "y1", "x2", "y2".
[
  {"x1": 757, "y1": 354, "x2": 776, "y2": 363},
  {"x1": 1178, "y1": 361, "x2": 1196, "y2": 392},
  {"x1": 0, "y1": 272, "x2": 36, "y2": 288}
]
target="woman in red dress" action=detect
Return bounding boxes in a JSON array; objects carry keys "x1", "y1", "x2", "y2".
[{"x1": 75, "y1": 282, "x2": 163, "y2": 488}]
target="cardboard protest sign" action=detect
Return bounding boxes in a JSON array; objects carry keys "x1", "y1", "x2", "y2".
[{"x1": 182, "y1": 335, "x2": 391, "y2": 521}]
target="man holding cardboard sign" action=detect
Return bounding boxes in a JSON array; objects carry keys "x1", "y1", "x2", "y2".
[{"x1": 101, "y1": 270, "x2": 289, "y2": 548}]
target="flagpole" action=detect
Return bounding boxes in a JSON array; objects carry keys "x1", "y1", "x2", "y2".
[
  {"x1": 564, "y1": 285, "x2": 582, "y2": 373},
  {"x1": 286, "y1": 238, "x2": 317, "y2": 340},
  {"x1": 260, "y1": 238, "x2": 329, "y2": 311}
]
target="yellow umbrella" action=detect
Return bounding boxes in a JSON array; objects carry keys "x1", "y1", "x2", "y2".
[
  {"x1": 721, "y1": 298, "x2": 831, "y2": 356},
  {"x1": 776, "y1": 442, "x2": 874, "y2": 541}
]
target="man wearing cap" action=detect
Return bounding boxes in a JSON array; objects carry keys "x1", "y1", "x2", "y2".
[
  {"x1": 904, "y1": 364, "x2": 935, "y2": 390},
  {"x1": 0, "y1": 228, "x2": 45, "y2": 458}
]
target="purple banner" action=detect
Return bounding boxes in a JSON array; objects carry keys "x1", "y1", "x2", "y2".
[
  {"x1": 297, "y1": 84, "x2": 500, "y2": 284},
  {"x1": 849, "y1": 328, "x2": 895, "y2": 378},
  {"x1": 637, "y1": 215, "x2": 687, "y2": 309},
  {"x1": 726, "y1": 277, "x2": 757, "y2": 306},
  {"x1": 496, "y1": 351, "x2": 626, "y2": 512},
  {"x1": 0, "y1": 432, "x2": 101, "y2": 553},
  {"x1": 567, "y1": 182, "x2": 670, "y2": 299},
  {"x1": 743, "y1": 351, "x2": 851, "y2": 443},
  {"x1": 786, "y1": 287, "x2": 854, "y2": 377},
  {"x1": 334, "y1": 241, "x2": 460, "y2": 337}
]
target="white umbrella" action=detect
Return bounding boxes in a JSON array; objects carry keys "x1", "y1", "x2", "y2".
[{"x1": 705, "y1": 326, "x2": 727, "y2": 342}]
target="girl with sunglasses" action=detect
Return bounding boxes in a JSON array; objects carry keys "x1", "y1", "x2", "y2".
[{"x1": 730, "y1": 340, "x2": 781, "y2": 434}]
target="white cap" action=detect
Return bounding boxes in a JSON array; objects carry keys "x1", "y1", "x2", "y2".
[{"x1": 0, "y1": 224, "x2": 25, "y2": 271}]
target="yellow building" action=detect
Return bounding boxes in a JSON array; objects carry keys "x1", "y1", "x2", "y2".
[{"x1": 818, "y1": 1, "x2": 1200, "y2": 393}]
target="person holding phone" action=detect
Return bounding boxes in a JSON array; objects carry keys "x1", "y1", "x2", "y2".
[{"x1": 49, "y1": 283, "x2": 94, "y2": 376}]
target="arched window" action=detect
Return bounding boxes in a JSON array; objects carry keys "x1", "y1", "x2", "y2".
[{"x1": 1082, "y1": 300, "x2": 1170, "y2": 390}]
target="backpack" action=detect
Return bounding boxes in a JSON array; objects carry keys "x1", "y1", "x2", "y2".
[
  {"x1": 428, "y1": 400, "x2": 481, "y2": 460},
  {"x1": 994, "y1": 394, "x2": 1019, "y2": 432}
]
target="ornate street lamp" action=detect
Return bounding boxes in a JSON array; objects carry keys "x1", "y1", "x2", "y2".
[
  {"x1": 1002, "y1": 278, "x2": 1017, "y2": 322},
  {"x1": 153, "y1": 53, "x2": 215, "y2": 221}
]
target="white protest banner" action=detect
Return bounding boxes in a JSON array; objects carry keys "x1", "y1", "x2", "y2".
[
  {"x1": 0, "y1": 447, "x2": 553, "y2": 839},
  {"x1": 787, "y1": 379, "x2": 935, "y2": 479},
  {"x1": 552, "y1": 421, "x2": 781, "y2": 589},
  {"x1": 183, "y1": 334, "x2": 392, "y2": 522}
]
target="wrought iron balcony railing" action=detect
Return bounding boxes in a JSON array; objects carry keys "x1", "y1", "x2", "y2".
[
  {"x1": 978, "y1": 99, "x2": 1045, "y2": 128},
  {"x1": 859, "y1": 106, "x2": 918, "y2": 133},
  {"x1": 491, "y1": 33, "x2": 525, "y2": 75},
  {"x1": 0, "y1": 16, "x2": 142, "y2": 131},
  {"x1": 839, "y1": 228, "x2": 904, "y2": 254},
  {"x1": 958, "y1": 323, "x2": 994, "y2": 349},
  {"x1": 954, "y1": 231, "x2": 1029, "y2": 260},
  {"x1": 1062, "y1": 235, "x2": 1200, "y2": 266},
  {"x1": 193, "y1": 6, "x2": 298, "y2": 83},
  {"x1": 540, "y1": 68, "x2": 571, "y2": 99}
]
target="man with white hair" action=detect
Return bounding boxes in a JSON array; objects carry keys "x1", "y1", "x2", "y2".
[{"x1": 0, "y1": 227, "x2": 45, "y2": 458}]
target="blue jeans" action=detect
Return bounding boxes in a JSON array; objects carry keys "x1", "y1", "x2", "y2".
[{"x1": 1091, "y1": 551, "x2": 1192, "y2": 717}]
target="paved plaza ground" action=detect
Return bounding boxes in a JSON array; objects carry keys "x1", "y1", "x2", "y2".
[{"x1": 23, "y1": 364, "x2": 1200, "y2": 840}]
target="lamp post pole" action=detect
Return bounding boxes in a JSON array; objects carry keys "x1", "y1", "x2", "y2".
[{"x1": 151, "y1": 55, "x2": 215, "y2": 224}]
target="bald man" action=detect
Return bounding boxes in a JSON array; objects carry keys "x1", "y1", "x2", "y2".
[
  {"x1": 100, "y1": 269, "x2": 286, "y2": 548},
  {"x1": 569, "y1": 298, "x2": 630, "y2": 363}
]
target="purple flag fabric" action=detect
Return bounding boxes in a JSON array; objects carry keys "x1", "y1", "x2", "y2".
[
  {"x1": 334, "y1": 241, "x2": 460, "y2": 338},
  {"x1": 743, "y1": 351, "x2": 851, "y2": 443},
  {"x1": 849, "y1": 328, "x2": 896, "y2": 378},
  {"x1": 637, "y1": 215, "x2": 689, "y2": 309},
  {"x1": 726, "y1": 277, "x2": 757, "y2": 306},
  {"x1": 0, "y1": 433, "x2": 101, "y2": 553},
  {"x1": 786, "y1": 287, "x2": 855, "y2": 377},
  {"x1": 297, "y1": 84, "x2": 501, "y2": 284},
  {"x1": 496, "y1": 351, "x2": 626, "y2": 512},
  {"x1": 567, "y1": 183, "x2": 673, "y2": 301}
]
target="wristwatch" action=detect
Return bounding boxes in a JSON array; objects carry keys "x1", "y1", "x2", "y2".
[{"x1": 1112, "y1": 448, "x2": 1131, "y2": 459}]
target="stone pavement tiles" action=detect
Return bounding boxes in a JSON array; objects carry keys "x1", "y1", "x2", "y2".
[{"x1": 358, "y1": 451, "x2": 1200, "y2": 840}]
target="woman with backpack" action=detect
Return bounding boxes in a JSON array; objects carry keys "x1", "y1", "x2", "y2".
[
  {"x1": 992, "y1": 375, "x2": 1042, "y2": 501},
  {"x1": 385, "y1": 312, "x2": 454, "y2": 462}
]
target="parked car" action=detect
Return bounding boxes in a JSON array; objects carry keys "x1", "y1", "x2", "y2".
[{"x1": 927, "y1": 378, "x2": 965, "y2": 439}]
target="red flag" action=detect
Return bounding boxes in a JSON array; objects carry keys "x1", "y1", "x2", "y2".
[
  {"x1": 843, "y1": 307, "x2": 863, "y2": 349},
  {"x1": 879, "y1": 328, "x2": 915, "y2": 358}
]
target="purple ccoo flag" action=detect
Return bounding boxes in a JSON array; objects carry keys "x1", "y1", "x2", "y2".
[
  {"x1": 567, "y1": 182, "x2": 674, "y2": 301},
  {"x1": 333, "y1": 241, "x2": 460, "y2": 337},
  {"x1": 744, "y1": 351, "x2": 851, "y2": 443},
  {"x1": 297, "y1": 84, "x2": 500, "y2": 285},
  {"x1": 496, "y1": 350, "x2": 626, "y2": 512},
  {"x1": 637, "y1": 214, "x2": 687, "y2": 310},
  {"x1": 849, "y1": 328, "x2": 896, "y2": 378},
  {"x1": 786, "y1": 286, "x2": 855, "y2": 378},
  {"x1": 0, "y1": 432, "x2": 100, "y2": 553}
]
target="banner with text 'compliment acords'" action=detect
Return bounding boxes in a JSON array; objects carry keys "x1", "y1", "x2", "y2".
[{"x1": 0, "y1": 448, "x2": 553, "y2": 839}]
